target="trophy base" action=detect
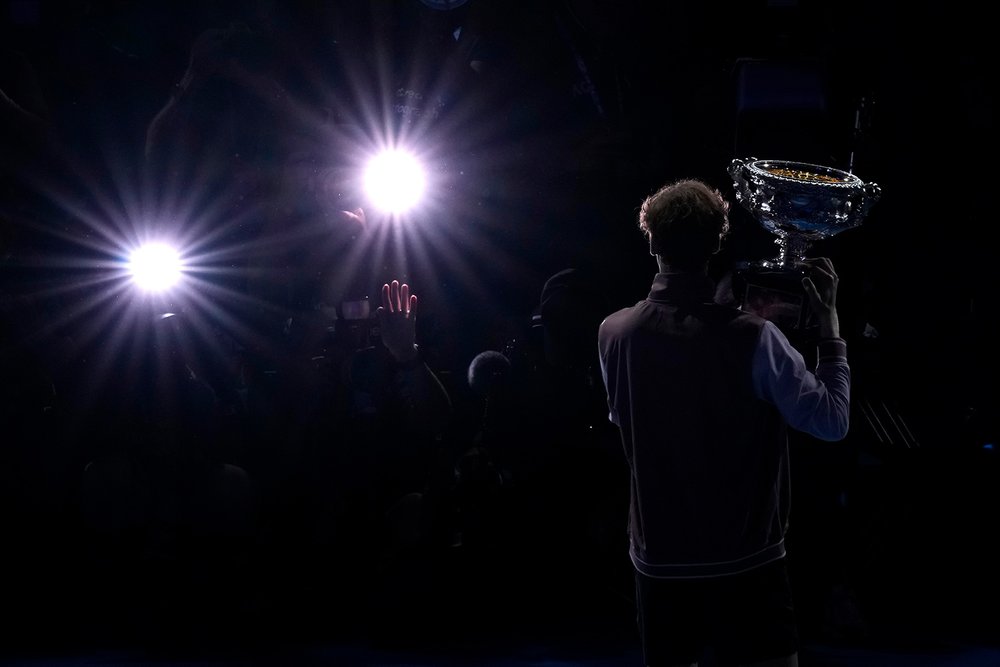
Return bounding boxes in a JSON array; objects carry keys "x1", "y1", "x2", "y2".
[{"x1": 732, "y1": 261, "x2": 814, "y2": 333}]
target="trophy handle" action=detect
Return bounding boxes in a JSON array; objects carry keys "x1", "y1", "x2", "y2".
[
  {"x1": 728, "y1": 156, "x2": 755, "y2": 180},
  {"x1": 728, "y1": 157, "x2": 757, "y2": 203},
  {"x1": 858, "y1": 181, "x2": 882, "y2": 218}
]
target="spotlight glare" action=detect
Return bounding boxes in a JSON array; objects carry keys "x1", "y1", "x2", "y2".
[
  {"x1": 128, "y1": 242, "x2": 184, "y2": 292},
  {"x1": 364, "y1": 150, "x2": 426, "y2": 215}
]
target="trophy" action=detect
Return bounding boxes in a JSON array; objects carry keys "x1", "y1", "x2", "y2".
[{"x1": 728, "y1": 157, "x2": 881, "y2": 330}]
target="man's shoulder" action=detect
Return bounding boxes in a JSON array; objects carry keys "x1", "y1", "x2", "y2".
[
  {"x1": 599, "y1": 302, "x2": 644, "y2": 335},
  {"x1": 703, "y1": 302, "x2": 768, "y2": 327}
]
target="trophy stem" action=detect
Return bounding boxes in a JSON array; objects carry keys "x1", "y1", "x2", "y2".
[{"x1": 775, "y1": 234, "x2": 810, "y2": 270}]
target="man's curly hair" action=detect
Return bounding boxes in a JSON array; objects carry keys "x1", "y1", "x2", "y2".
[{"x1": 638, "y1": 179, "x2": 730, "y2": 270}]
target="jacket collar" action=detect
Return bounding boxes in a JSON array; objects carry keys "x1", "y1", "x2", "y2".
[{"x1": 647, "y1": 271, "x2": 716, "y2": 304}]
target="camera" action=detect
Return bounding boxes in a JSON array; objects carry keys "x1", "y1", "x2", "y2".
[{"x1": 334, "y1": 297, "x2": 380, "y2": 351}]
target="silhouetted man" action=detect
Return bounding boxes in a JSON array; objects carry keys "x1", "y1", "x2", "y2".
[{"x1": 598, "y1": 178, "x2": 850, "y2": 667}]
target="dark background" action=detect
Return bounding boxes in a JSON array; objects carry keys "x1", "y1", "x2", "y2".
[
  {"x1": 2, "y1": 0, "x2": 998, "y2": 661},
  {"x1": 4, "y1": 0, "x2": 996, "y2": 424}
]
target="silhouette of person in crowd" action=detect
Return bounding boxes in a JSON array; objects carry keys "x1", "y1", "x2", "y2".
[
  {"x1": 79, "y1": 310, "x2": 256, "y2": 642},
  {"x1": 331, "y1": 278, "x2": 453, "y2": 638},
  {"x1": 455, "y1": 267, "x2": 627, "y2": 630}
]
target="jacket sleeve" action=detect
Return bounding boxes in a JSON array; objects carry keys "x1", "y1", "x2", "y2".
[{"x1": 752, "y1": 321, "x2": 851, "y2": 441}]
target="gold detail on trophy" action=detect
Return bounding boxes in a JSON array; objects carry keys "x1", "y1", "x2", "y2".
[{"x1": 764, "y1": 167, "x2": 847, "y2": 183}]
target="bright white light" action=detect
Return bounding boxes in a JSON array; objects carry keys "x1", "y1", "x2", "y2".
[
  {"x1": 128, "y1": 242, "x2": 184, "y2": 292},
  {"x1": 364, "y1": 150, "x2": 426, "y2": 215}
]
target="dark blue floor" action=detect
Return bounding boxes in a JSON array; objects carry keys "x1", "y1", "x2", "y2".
[
  {"x1": 5, "y1": 611, "x2": 1000, "y2": 667},
  {"x1": 5, "y1": 639, "x2": 1000, "y2": 667},
  {"x1": 4, "y1": 544, "x2": 999, "y2": 667}
]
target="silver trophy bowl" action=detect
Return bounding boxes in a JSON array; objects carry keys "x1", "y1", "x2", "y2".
[{"x1": 729, "y1": 157, "x2": 881, "y2": 270}]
